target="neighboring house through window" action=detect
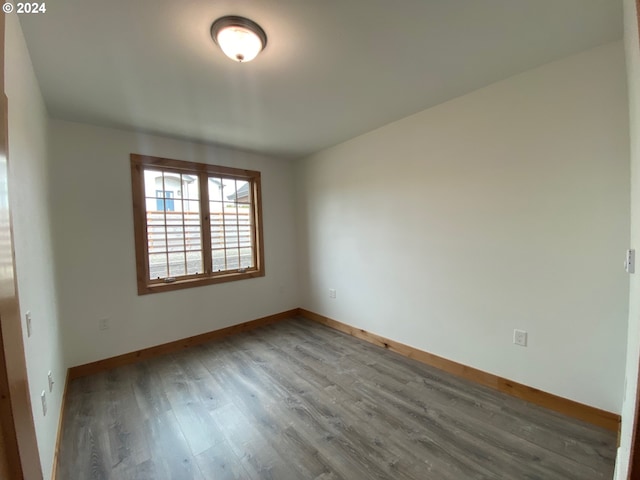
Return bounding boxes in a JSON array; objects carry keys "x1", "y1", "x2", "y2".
[{"x1": 155, "y1": 190, "x2": 174, "y2": 212}]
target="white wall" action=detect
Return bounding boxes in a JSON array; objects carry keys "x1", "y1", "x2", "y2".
[
  {"x1": 6, "y1": 14, "x2": 66, "y2": 480},
  {"x1": 616, "y1": 0, "x2": 640, "y2": 477},
  {"x1": 49, "y1": 120, "x2": 299, "y2": 367},
  {"x1": 296, "y1": 42, "x2": 629, "y2": 413}
]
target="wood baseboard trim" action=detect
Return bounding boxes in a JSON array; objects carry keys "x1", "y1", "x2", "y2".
[
  {"x1": 50, "y1": 369, "x2": 69, "y2": 480},
  {"x1": 68, "y1": 309, "x2": 299, "y2": 380},
  {"x1": 65, "y1": 306, "x2": 620, "y2": 432},
  {"x1": 298, "y1": 308, "x2": 620, "y2": 432}
]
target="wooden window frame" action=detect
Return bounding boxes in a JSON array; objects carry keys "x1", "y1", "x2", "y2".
[{"x1": 130, "y1": 154, "x2": 265, "y2": 295}]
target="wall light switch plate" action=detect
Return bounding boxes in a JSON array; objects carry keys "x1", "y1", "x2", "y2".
[
  {"x1": 40, "y1": 391, "x2": 47, "y2": 416},
  {"x1": 329, "y1": 289, "x2": 336, "y2": 299},
  {"x1": 98, "y1": 318, "x2": 110, "y2": 331},
  {"x1": 48, "y1": 371, "x2": 54, "y2": 393},
  {"x1": 25, "y1": 311, "x2": 32, "y2": 338}
]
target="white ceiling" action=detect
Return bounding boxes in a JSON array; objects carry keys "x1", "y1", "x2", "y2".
[{"x1": 18, "y1": 0, "x2": 622, "y2": 158}]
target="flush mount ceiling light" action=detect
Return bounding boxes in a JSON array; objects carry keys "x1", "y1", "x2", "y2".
[{"x1": 211, "y1": 16, "x2": 267, "y2": 63}]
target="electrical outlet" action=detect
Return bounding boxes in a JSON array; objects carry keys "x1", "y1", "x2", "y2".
[
  {"x1": 48, "y1": 371, "x2": 54, "y2": 393},
  {"x1": 513, "y1": 329, "x2": 527, "y2": 347},
  {"x1": 98, "y1": 318, "x2": 110, "y2": 331},
  {"x1": 25, "y1": 311, "x2": 32, "y2": 338},
  {"x1": 329, "y1": 289, "x2": 336, "y2": 299},
  {"x1": 40, "y1": 391, "x2": 47, "y2": 416}
]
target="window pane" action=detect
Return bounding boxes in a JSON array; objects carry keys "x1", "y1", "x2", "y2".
[
  {"x1": 210, "y1": 201, "x2": 223, "y2": 217},
  {"x1": 185, "y1": 200, "x2": 200, "y2": 215},
  {"x1": 237, "y1": 210, "x2": 251, "y2": 225},
  {"x1": 226, "y1": 250, "x2": 240, "y2": 270},
  {"x1": 147, "y1": 215, "x2": 167, "y2": 253},
  {"x1": 165, "y1": 211, "x2": 182, "y2": 225},
  {"x1": 211, "y1": 226, "x2": 224, "y2": 248},
  {"x1": 168, "y1": 252, "x2": 186, "y2": 276},
  {"x1": 239, "y1": 225, "x2": 252, "y2": 247},
  {"x1": 223, "y1": 178, "x2": 240, "y2": 203},
  {"x1": 162, "y1": 172, "x2": 182, "y2": 199},
  {"x1": 224, "y1": 208, "x2": 238, "y2": 225},
  {"x1": 185, "y1": 228, "x2": 202, "y2": 251},
  {"x1": 184, "y1": 210, "x2": 200, "y2": 241},
  {"x1": 166, "y1": 227, "x2": 185, "y2": 252},
  {"x1": 147, "y1": 212, "x2": 165, "y2": 228},
  {"x1": 144, "y1": 170, "x2": 163, "y2": 198},
  {"x1": 148, "y1": 231, "x2": 167, "y2": 253},
  {"x1": 183, "y1": 175, "x2": 199, "y2": 200},
  {"x1": 212, "y1": 249, "x2": 225, "y2": 272},
  {"x1": 149, "y1": 253, "x2": 168, "y2": 279},
  {"x1": 221, "y1": 178, "x2": 236, "y2": 203},
  {"x1": 224, "y1": 204, "x2": 238, "y2": 225},
  {"x1": 240, "y1": 248, "x2": 253, "y2": 268},
  {"x1": 210, "y1": 208, "x2": 224, "y2": 226},
  {"x1": 235, "y1": 180, "x2": 250, "y2": 204},
  {"x1": 152, "y1": 192, "x2": 174, "y2": 212},
  {"x1": 209, "y1": 177, "x2": 223, "y2": 202},
  {"x1": 224, "y1": 227, "x2": 239, "y2": 248},
  {"x1": 186, "y1": 251, "x2": 203, "y2": 275},
  {"x1": 142, "y1": 167, "x2": 203, "y2": 281}
]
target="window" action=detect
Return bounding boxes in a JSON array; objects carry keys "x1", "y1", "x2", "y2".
[{"x1": 130, "y1": 154, "x2": 265, "y2": 295}]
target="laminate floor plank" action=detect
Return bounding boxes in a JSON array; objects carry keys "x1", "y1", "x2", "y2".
[
  {"x1": 196, "y1": 340, "x2": 314, "y2": 480},
  {"x1": 210, "y1": 402, "x2": 302, "y2": 480},
  {"x1": 219, "y1": 357, "x2": 388, "y2": 480},
  {"x1": 130, "y1": 361, "x2": 172, "y2": 421},
  {"x1": 233, "y1": 332, "x2": 509, "y2": 480},
  {"x1": 200, "y1": 337, "x2": 347, "y2": 480},
  {"x1": 120, "y1": 458, "x2": 158, "y2": 480},
  {"x1": 57, "y1": 318, "x2": 617, "y2": 479},
  {"x1": 216, "y1": 339, "x2": 391, "y2": 480},
  {"x1": 309, "y1": 351, "x2": 596, "y2": 480},
  {"x1": 201, "y1": 334, "x2": 447, "y2": 480},
  {"x1": 145, "y1": 410, "x2": 204, "y2": 480},
  {"x1": 247, "y1": 328, "x2": 508, "y2": 479},
  {"x1": 173, "y1": 347, "x2": 230, "y2": 411},
  {"x1": 107, "y1": 366, "x2": 151, "y2": 466},
  {"x1": 195, "y1": 440, "x2": 251, "y2": 480},
  {"x1": 288, "y1": 318, "x2": 615, "y2": 464},
  {"x1": 282, "y1": 321, "x2": 612, "y2": 478},
  {"x1": 153, "y1": 356, "x2": 222, "y2": 457},
  {"x1": 58, "y1": 375, "x2": 113, "y2": 480}
]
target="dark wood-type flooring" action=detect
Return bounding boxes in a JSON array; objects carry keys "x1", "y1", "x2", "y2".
[{"x1": 57, "y1": 317, "x2": 617, "y2": 479}]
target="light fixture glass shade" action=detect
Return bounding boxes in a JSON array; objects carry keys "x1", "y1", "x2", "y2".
[
  {"x1": 211, "y1": 16, "x2": 267, "y2": 63},
  {"x1": 217, "y1": 26, "x2": 263, "y2": 62}
]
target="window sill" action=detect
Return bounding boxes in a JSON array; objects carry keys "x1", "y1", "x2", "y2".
[{"x1": 137, "y1": 269, "x2": 265, "y2": 295}]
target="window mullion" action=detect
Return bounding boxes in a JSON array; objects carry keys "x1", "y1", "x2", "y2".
[
  {"x1": 235, "y1": 180, "x2": 240, "y2": 269},
  {"x1": 199, "y1": 172, "x2": 212, "y2": 275},
  {"x1": 134, "y1": 164, "x2": 151, "y2": 283},
  {"x1": 162, "y1": 173, "x2": 169, "y2": 278},
  {"x1": 180, "y1": 174, "x2": 188, "y2": 275},
  {"x1": 249, "y1": 179, "x2": 259, "y2": 268}
]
